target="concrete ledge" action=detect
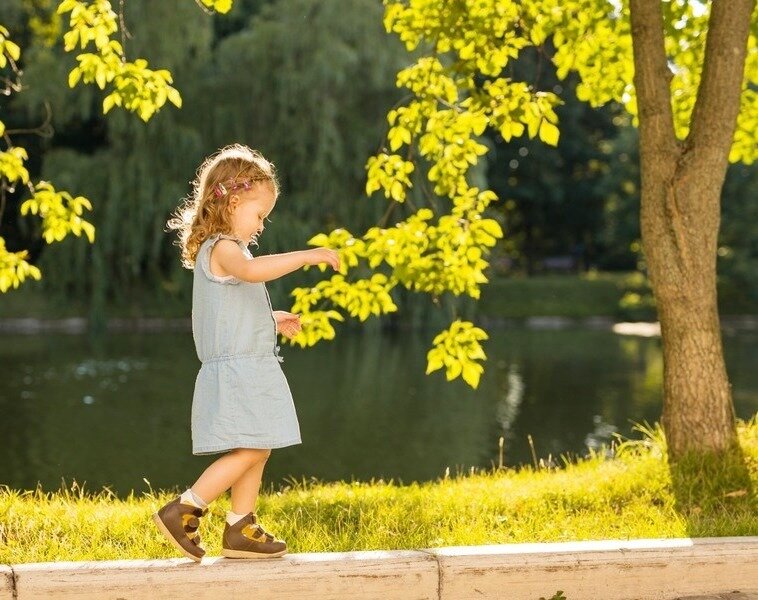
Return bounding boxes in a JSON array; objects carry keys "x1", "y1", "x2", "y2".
[
  {"x1": 10, "y1": 550, "x2": 438, "y2": 600},
  {"x1": 3, "y1": 538, "x2": 757, "y2": 600},
  {"x1": 0, "y1": 566, "x2": 13, "y2": 600},
  {"x1": 430, "y1": 537, "x2": 758, "y2": 600}
]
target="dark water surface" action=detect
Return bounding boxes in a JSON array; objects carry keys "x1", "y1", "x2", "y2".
[{"x1": 1, "y1": 327, "x2": 756, "y2": 497}]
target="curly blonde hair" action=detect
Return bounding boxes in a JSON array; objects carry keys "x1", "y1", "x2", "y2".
[{"x1": 167, "y1": 144, "x2": 279, "y2": 269}]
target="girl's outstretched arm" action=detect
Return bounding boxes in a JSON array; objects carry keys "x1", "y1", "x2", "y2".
[{"x1": 211, "y1": 239, "x2": 339, "y2": 283}]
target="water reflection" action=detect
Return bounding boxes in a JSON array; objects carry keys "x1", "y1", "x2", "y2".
[{"x1": 0, "y1": 328, "x2": 755, "y2": 497}]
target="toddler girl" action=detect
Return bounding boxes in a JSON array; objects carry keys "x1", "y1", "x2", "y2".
[{"x1": 153, "y1": 143, "x2": 339, "y2": 561}]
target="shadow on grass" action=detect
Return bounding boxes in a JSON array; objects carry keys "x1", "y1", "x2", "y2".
[
  {"x1": 618, "y1": 419, "x2": 757, "y2": 537},
  {"x1": 669, "y1": 441, "x2": 756, "y2": 538}
]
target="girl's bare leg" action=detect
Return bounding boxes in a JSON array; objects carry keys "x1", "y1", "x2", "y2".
[
  {"x1": 230, "y1": 451, "x2": 270, "y2": 514},
  {"x1": 189, "y1": 448, "x2": 271, "y2": 506}
]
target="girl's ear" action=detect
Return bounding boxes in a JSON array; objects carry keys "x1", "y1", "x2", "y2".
[{"x1": 228, "y1": 194, "x2": 240, "y2": 213}]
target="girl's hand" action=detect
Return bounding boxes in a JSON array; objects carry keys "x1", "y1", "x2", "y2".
[
  {"x1": 304, "y1": 248, "x2": 340, "y2": 271},
  {"x1": 273, "y1": 310, "x2": 302, "y2": 339}
]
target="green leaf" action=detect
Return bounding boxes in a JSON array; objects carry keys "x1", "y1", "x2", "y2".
[
  {"x1": 57, "y1": 0, "x2": 78, "y2": 13},
  {"x1": 445, "y1": 359, "x2": 462, "y2": 381},
  {"x1": 461, "y1": 362, "x2": 482, "y2": 389},
  {"x1": 167, "y1": 87, "x2": 182, "y2": 108},
  {"x1": 81, "y1": 221, "x2": 96, "y2": 243},
  {"x1": 68, "y1": 67, "x2": 82, "y2": 88},
  {"x1": 526, "y1": 111, "x2": 540, "y2": 138},
  {"x1": 388, "y1": 126, "x2": 410, "y2": 151},
  {"x1": 530, "y1": 25, "x2": 546, "y2": 46},
  {"x1": 94, "y1": 68, "x2": 106, "y2": 89},
  {"x1": 102, "y1": 93, "x2": 117, "y2": 114},
  {"x1": 426, "y1": 352, "x2": 444, "y2": 374},
  {"x1": 214, "y1": 0, "x2": 234, "y2": 13},
  {"x1": 307, "y1": 233, "x2": 330, "y2": 246},
  {"x1": 539, "y1": 120, "x2": 560, "y2": 146},
  {"x1": 20, "y1": 200, "x2": 38, "y2": 216},
  {"x1": 459, "y1": 40, "x2": 476, "y2": 60},
  {"x1": 479, "y1": 219, "x2": 503, "y2": 239},
  {"x1": 390, "y1": 180, "x2": 405, "y2": 202},
  {"x1": 200, "y1": 0, "x2": 234, "y2": 13},
  {"x1": 5, "y1": 40, "x2": 20, "y2": 61}
]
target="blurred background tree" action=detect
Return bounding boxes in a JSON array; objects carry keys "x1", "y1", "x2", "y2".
[
  {"x1": 2, "y1": 0, "x2": 756, "y2": 320},
  {"x1": 0, "y1": 0, "x2": 406, "y2": 326}
]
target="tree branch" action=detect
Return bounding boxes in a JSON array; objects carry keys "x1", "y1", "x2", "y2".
[
  {"x1": 686, "y1": 0, "x2": 755, "y2": 160},
  {"x1": 629, "y1": 0, "x2": 678, "y2": 159},
  {"x1": 630, "y1": 0, "x2": 689, "y2": 272}
]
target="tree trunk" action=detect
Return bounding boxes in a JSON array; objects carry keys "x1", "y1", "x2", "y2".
[{"x1": 629, "y1": 0, "x2": 754, "y2": 458}]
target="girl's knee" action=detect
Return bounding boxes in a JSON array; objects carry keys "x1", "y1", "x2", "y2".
[{"x1": 230, "y1": 447, "x2": 271, "y2": 464}]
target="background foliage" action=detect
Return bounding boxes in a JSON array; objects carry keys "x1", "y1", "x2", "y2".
[{"x1": 1, "y1": 0, "x2": 756, "y2": 359}]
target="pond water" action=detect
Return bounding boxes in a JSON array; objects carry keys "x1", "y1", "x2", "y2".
[{"x1": 1, "y1": 327, "x2": 756, "y2": 498}]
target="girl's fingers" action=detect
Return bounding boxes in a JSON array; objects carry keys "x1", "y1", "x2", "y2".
[{"x1": 280, "y1": 323, "x2": 300, "y2": 338}]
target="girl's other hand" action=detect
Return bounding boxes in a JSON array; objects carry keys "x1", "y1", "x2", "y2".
[
  {"x1": 305, "y1": 248, "x2": 340, "y2": 271},
  {"x1": 273, "y1": 310, "x2": 301, "y2": 339}
]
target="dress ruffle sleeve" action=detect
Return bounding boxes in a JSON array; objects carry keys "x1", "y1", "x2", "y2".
[{"x1": 199, "y1": 233, "x2": 245, "y2": 285}]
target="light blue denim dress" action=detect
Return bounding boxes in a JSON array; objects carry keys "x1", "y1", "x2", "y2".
[{"x1": 190, "y1": 233, "x2": 302, "y2": 455}]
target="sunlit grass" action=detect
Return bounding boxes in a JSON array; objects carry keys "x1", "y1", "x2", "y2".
[
  {"x1": 477, "y1": 271, "x2": 755, "y2": 318},
  {"x1": 478, "y1": 272, "x2": 648, "y2": 319},
  {"x1": 1, "y1": 419, "x2": 755, "y2": 564}
]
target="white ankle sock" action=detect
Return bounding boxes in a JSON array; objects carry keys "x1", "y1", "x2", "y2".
[
  {"x1": 226, "y1": 510, "x2": 248, "y2": 526},
  {"x1": 180, "y1": 488, "x2": 208, "y2": 510}
]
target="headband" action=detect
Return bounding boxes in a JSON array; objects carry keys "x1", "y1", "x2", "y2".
[{"x1": 213, "y1": 179, "x2": 253, "y2": 198}]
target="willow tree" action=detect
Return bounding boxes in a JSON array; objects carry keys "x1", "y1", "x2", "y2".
[
  {"x1": 0, "y1": 0, "x2": 229, "y2": 293},
  {"x1": 196, "y1": 0, "x2": 406, "y2": 252},
  {"x1": 292, "y1": 0, "x2": 757, "y2": 459},
  {"x1": 1, "y1": 0, "x2": 404, "y2": 314}
]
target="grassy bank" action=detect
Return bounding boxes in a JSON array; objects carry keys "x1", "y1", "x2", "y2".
[
  {"x1": 1, "y1": 420, "x2": 756, "y2": 564},
  {"x1": 0, "y1": 279, "x2": 191, "y2": 321},
  {"x1": 3, "y1": 271, "x2": 755, "y2": 323},
  {"x1": 478, "y1": 271, "x2": 637, "y2": 319},
  {"x1": 478, "y1": 270, "x2": 757, "y2": 319}
]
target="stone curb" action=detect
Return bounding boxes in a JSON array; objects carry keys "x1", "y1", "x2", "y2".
[{"x1": 2, "y1": 537, "x2": 757, "y2": 600}]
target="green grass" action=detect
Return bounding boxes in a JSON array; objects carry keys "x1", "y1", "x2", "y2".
[
  {"x1": 1, "y1": 419, "x2": 756, "y2": 564},
  {"x1": 2, "y1": 271, "x2": 755, "y2": 321},
  {"x1": 478, "y1": 271, "x2": 635, "y2": 319},
  {"x1": 479, "y1": 271, "x2": 655, "y2": 319},
  {"x1": 0, "y1": 279, "x2": 191, "y2": 320},
  {"x1": 477, "y1": 270, "x2": 755, "y2": 319}
]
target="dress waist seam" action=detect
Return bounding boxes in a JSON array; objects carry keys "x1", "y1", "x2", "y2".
[{"x1": 201, "y1": 348, "x2": 284, "y2": 364}]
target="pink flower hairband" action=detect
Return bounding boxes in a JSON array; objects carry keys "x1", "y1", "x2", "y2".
[{"x1": 213, "y1": 179, "x2": 253, "y2": 198}]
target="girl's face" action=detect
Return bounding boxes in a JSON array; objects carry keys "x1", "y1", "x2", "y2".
[{"x1": 228, "y1": 182, "x2": 276, "y2": 244}]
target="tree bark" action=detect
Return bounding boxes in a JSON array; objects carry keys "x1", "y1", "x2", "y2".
[{"x1": 629, "y1": 0, "x2": 755, "y2": 458}]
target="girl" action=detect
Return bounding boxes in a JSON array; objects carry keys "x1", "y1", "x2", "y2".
[{"x1": 154, "y1": 144, "x2": 339, "y2": 561}]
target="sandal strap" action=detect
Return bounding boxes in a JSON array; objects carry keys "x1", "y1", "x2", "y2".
[{"x1": 255, "y1": 524, "x2": 275, "y2": 543}]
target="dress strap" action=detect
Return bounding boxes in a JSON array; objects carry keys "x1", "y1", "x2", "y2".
[
  {"x1": 207, "y1": 232, "x2": 246, "y2": 246},
  {"x1": 198, "y1": 233, "x2": 247, "y2": 284}
]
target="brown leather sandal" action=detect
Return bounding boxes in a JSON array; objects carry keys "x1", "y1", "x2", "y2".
[
  {"x1": 221, "y1": 512, "x2": 287, "y2": 558},
  {"x1": 152, "y1": 497, "x2": 208, "y2": 562}
]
